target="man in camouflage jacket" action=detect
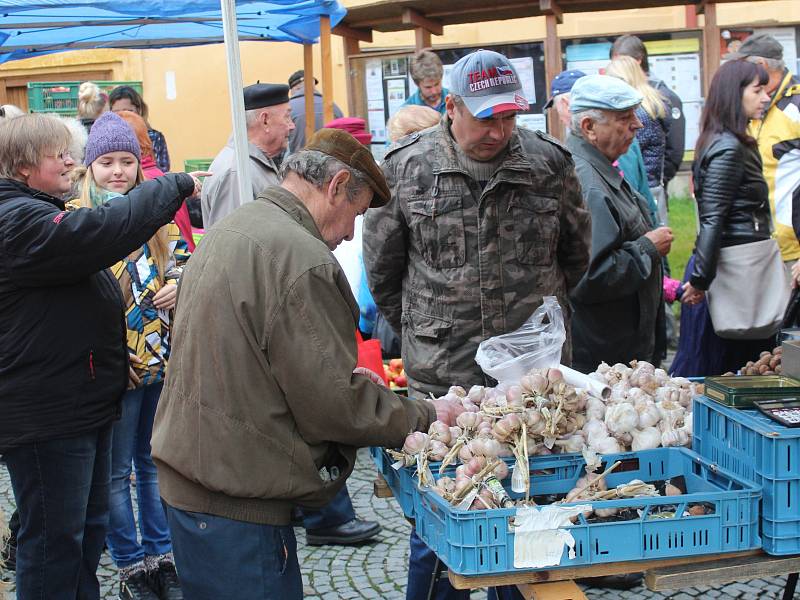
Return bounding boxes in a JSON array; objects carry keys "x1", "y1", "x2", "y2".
[{"x1": 364, "y1": 49, "x2": 591, "y2": 400}]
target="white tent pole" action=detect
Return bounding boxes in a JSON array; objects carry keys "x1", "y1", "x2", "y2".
[{"x1": 220, "y1": 0, "x2": 252, "y2": 206}]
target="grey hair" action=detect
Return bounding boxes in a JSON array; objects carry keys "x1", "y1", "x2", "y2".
[
  {"x1": 281, "y1": 150, "x2": 370, "y2": 203},
  {"x1": 570, "y1": 109, "x2": 609, "y2": 137},
  {"x1": 746, "y1": 54, "x2": 785, "y2": 72},
  {"x1": 410, "y1": 50, "x2": 443, "y2": 84},
  {"x1": 245, "y1": 108, "x2": 264, "y2": 129}
]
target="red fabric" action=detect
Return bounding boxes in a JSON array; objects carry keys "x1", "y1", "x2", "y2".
[
  {"x1": 355, "y1": 331, "x2": 388, "y2": 385},
  {"x1": 141, "y1": 155, "x2": 195, "y2": 252},
  {"x1": 324, "y1": 117, "x2": 372, "y2": 146}
]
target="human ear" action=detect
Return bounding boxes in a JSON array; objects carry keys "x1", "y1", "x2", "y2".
[{"x1": 327, "y1": 170, "x2": 351, "y2": 204}]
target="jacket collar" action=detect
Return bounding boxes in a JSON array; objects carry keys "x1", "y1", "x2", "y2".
[
  {"x1": 566, "y1": 133, "x2": 624, "y2": 191},
  {"x1": 0, "y1": 177, "x2": 66, "y2": 208},
  {"x1": 430, "y1": 117, "x2": 532, "y2": 181},
  {"x1": 260, "y1": 185, "x2": 326, "y2": 246},
  {"x1": 769, "y1": 69, "x2": 799, "y2": 110},
  {"x1": 225, "y1": 136, "x2": 279, "y2": 174}
]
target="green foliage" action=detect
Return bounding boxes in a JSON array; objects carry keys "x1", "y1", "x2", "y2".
[{"x1": 666, "y1": 195, "x2": 697, "y2": 318}]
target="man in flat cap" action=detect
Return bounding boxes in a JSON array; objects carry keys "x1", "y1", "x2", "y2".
[
  {"x1": 364, "y1": 48, "x2": 591, "y2": 600},
  {"x1": 287, "y1": 69, "x2": 343, "y2": 155},
  {"x1": 728, "y1": 33, "x2": 800, "y2": 282},
  {"x1": 567, "y1": 74, "x2": 673, "y2": 373},
  {"x1": 201, "y1": 82, "x2": 294, "y2": 228},
  {"x1": 152, "y1": 129, "x2": 455, "y2": 598}
]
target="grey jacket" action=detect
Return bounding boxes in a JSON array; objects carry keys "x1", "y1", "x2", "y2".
[
  {"x1": 288, "y1": 92, "x2": 343, "y2": 155},
  {"x1": 153, "y1": 185, "x2": 434, "y2": 525},
  {"x1": 364, "y1": 119, "x2": 591, "y2": 396},
  {"x1": 200, "y1": 138, "x2": 280, "y2": 228},
  {"x1": 567, "y1": 133, "x2": 663, "y2": 371}
]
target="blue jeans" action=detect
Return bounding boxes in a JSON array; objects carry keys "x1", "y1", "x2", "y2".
[
  {"x1": 407, "y1": 532, "x2": 524, "y2": 600},
  {"x1": 165, "y1": 504, "x2": 302, "y2": 600},
  {"x1": 299, "y1": 486, "x2": 356, "y2": 530},
  {"x1": 106, "y1": 383, "x2": 171, "y2": 567},
  {"x1": 4, "y1": 424, "x2": 112, "y2": 600}
]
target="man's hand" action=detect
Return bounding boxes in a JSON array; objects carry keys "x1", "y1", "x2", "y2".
[
  {"x1": 644, "y1": 227, "x2": 674, "y2": 256},
  {"x1": 153, "y1": 284, "x2": 178, "y2": 310},
  {"x1": 431, "y1": 398, "x2": 465, "y2": 427},
  {"x1": 128, "y1": 353, "x2": 143, "y2": 389},
  {"x1": 352, "y1": 366, "x2": 387, "y2": 387},
  {"x1": 187, "y1": 171, "x2": 211, "y2": 197}
]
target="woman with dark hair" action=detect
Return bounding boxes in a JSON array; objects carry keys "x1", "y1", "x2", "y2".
[
  {"x1": 110, "y1": 85, "x2": 171, "y2": 173},
  {"x1": 671, "y1": 59, "x2": 775, "y2": 376}
]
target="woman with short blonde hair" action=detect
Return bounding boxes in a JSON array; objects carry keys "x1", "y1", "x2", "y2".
[{"x1": 387, "y1": 105, "x2": 440, "y2": 142}]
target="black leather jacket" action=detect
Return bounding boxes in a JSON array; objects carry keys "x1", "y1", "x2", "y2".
[{"x1": 690, "y1": 131, "x2": 771, "y2": 290}]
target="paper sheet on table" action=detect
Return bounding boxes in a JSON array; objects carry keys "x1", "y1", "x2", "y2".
[{"x1": 513, "y1": 504, "x2": 591, "y2": 569}]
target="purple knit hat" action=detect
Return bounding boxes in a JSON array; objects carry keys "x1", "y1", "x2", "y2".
[{"x1": 83, "y1": 111, "x2": 141, "y2": 166}]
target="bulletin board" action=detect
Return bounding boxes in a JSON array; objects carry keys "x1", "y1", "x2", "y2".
[{"x1": 352, "y1": 40, "x2": 548, "y2": 159}]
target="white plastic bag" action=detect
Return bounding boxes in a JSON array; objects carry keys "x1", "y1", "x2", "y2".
[{"x1": 474, "y1": 296, "x2": 565, "y2": 383}]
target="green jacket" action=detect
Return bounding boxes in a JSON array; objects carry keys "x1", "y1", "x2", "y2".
[
  {"x1": 364, "y1": 119, "x2": 591, "y2": 396},
  {"x1": 152, "y1": 186, "x2": 435, "y2": 525}
]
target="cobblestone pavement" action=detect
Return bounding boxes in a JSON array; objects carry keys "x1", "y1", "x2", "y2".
[{"x1": 0, "y1": 449, "x2": 792, "y2": 599}]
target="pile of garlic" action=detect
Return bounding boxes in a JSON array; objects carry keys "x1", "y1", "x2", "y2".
[{"x1": 585, "y1": 360, "x2": 698, "y2": 454}]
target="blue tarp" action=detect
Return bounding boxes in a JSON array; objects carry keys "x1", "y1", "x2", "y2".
[{"x1": 0, "y1": 1, "x2": 346, "y2": 64}]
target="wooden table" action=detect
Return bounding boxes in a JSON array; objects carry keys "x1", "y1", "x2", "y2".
[{"x1": 374, "y1": 474, "x2": 800, "y2": 600}]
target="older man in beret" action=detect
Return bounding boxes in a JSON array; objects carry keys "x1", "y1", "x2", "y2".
[
  {"x1": 287, "y1": 69, "x2": 343, "y2": 155},
  {"x1": 567, "y1": 74, "x2": 674, "y2": 374},
  {"x1": 201, "y1": 82, "x2": 295, "y2": 228},
  {"x1": 152, "y1": 129, "x2": 454, "y2": 598}
]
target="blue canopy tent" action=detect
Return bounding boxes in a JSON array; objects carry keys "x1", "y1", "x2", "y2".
[{"x1": 0, "y1": 0, "x2": 347, "y2": 202}]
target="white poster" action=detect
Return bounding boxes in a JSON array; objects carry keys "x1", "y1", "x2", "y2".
[
  {"x1": 365, "y1": 59, "x2": 384, "y2": 102},
  {"x1": 565, "y1": 59, "x2": 608, "y2": 76},
  {"x1": 517, "y1": 113, "x2": 547, "y2": 133},
  {"x1": 650, "y1": 54, "x2": 702, "y2": 103},
  {"x1": 683, "y1": 100, "x2": 703, "y2": 153},
  {"x1": 386, "y1": 78, "x2": 407, "y2": 118},
  {"x1": 510, "y1": 57, "x2": 536, "y2": 104}
]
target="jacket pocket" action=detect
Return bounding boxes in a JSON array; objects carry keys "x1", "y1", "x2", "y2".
[
  {"x1": 510, "y1": 195, "x2": 559, "y2": 266},
  {"x1": 402, "y1": 309, "x2": 453, "y2": 386},
  {"x1": 407, "y1": 194, "x2": 466, "y2": 269}
]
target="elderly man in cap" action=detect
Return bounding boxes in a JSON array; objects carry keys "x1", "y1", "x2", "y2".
[
  {"x1": 201, "y1": 83, "x2": 294, "y2": 228},
  {"x1": 364, "y1": 48, "x2": 591, "y2": 600},
  {"x1": 151, "y1": 129, "x2": 453, "y2": 599},
  {"x1": 287, "y1": 70, "x2": 343, "y2": 155},
  {"x1": 728, "y1": 33, "x2": 800, "y2": 279},
  {"x1": 567, "y1": 74, "x2": 673, "y2": 373}
]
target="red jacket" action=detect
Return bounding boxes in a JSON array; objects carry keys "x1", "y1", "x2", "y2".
[{"x1": 142, "y1": 155, "x2": 195, "y2": 251}]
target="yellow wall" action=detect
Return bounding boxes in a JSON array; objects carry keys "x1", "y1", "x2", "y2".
[{"x1": 2, "y1": 1, "x2": 799, "y2": 169}]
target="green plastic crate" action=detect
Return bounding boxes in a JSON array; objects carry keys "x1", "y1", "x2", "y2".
[
  {"x1": 27, "y1": 81, "x2": 143, "y2": 115},
  {"x1": 184, "y1": 159, "x2": 213, "y2": 173}
]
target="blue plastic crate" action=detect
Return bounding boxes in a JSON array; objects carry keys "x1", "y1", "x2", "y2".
[
  {"x1": 370, "y1": 447, "x2": 585, "y2": 519},
  {"x1": 413, "y1": 448, "x2": 760, "y2": 576},
  {"x1": 693, "y1": 395, "x2": 800, "y2": 555}
]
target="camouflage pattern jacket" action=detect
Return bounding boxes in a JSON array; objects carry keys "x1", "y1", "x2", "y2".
[{"x1": 363, "y1": 120, "x2": 591, "y2": 397}]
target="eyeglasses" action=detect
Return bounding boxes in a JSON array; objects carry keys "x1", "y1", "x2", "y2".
[{"x1": 46, "y1": 150, "x2": 73, "y2": 161}]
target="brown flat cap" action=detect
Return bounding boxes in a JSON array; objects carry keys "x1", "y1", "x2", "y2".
[{"x1": 305, "y1": 128, "x2": 390, "y2": 208}]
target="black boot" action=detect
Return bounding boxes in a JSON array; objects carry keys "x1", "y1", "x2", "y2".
[
  {"x1": 119, "y1": 569, "x2": 160, "y2": 600},
  {"x1": 305, "y1": 518, "x2": 381, "y2": 546}
]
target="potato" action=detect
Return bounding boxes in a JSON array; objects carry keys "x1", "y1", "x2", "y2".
[
  {"x1": 758, "y1": 364, "x2": 770, "y2": 374},
  {"x1": 770, "y1": 357, "x2": 781, "y2": 370}
]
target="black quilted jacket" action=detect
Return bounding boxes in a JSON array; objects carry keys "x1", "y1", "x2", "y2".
[{"x1": 690, "y1": 131, "x2": 771, "y2": 290}]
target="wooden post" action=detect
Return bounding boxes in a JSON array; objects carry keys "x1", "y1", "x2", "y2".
[
  {"x1": 320, "y1": 15, "x2": 334, "y2": 124},
  {"x1": 544, "y1": 13, "x2": 564, "y2": 139},
  {"x1": 415, "y1": 27, "x2": 431, "y2": 51},
  {"x1": 702, "y1": 1, "x2": 720, "y2": 96},
  {"x1": 343, "y1": 36, "x2": 361, "y2": 117},
  {"x1": 303, "y1": 43, "x2": 315, "y2": 146}
]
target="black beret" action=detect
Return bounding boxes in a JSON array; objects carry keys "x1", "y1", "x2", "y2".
[{"x1": 243, "y1": 83, "x2": 290, "y2": 110}]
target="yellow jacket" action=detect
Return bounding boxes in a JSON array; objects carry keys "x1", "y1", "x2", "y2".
[{"x1": 749, "y1": 70, "x2": 800, "y2": 261}]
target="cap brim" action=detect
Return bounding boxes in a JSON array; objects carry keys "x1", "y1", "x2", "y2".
[
  {"x1": 543, "y1": 96, "x2": 555, "y2": 110},
  {"x1": 462, "y1": 91, "x2": 529, "y2": 118}
]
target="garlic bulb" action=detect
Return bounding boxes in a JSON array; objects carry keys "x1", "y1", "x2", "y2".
[
  {"x1": 555, "y1": 434, "x2": 585, "y2": 453},
  {"x1": 631, "y1": 427, "x2": 661, "y2": 451},
  {"x1": 605, "y1": 403, "x2": 639, "y2": 435},
  {"x1": 590, "y1": 436, "x2": 621, "y2": 455},
  {"x1": 428, "y1": 421, "x2": 452, "y2": 445},
  {"x1": 403, "y1": 431, "x2": 428, "y2": 454},
  {"x1": 661, "y1": 427, "x2": 690, "y2": 447},
  {"x1": 583, "y1": 419, "x2": 608, "y2": 444},
  {"x1": 586, "y1": 397, "x2": 606, "y2": 421},
  {"x1": 636, "y1": 401, "x2": 661, "y2": 429},
  {"x1": 467, "y1": 385, "x2": 486, "y2": 404}
]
